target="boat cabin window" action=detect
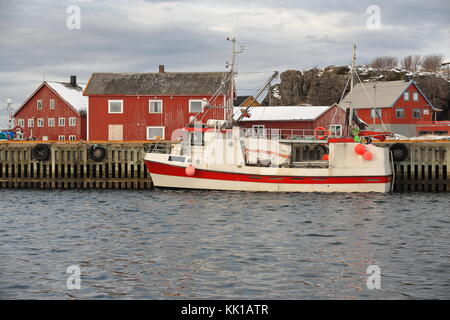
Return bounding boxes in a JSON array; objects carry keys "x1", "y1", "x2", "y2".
[
  {"x1": 190, "y1": 131, "x2": 204, "y2": 146},
  {"x1": 168, "y1": 156, "x2": 186, "y2": 162}
]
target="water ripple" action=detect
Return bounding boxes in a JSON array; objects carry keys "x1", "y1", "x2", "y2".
[{"x1": 0, "y1": 189, "x2": 449, "y2": 299}]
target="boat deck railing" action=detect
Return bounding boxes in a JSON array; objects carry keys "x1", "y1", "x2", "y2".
[{"x1": 241, "y1": 128, "x2": 343, "y2": 142}]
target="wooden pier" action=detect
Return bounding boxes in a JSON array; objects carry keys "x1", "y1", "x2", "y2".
[
  {"x1": 377, "y1": 140, "x2": 450, "y2": 192},
  {"x1": 0, "y1": 141, "x2": 171, "y2": 189},
  {"x1": 0, "y1": 140, "x2": 449, "y2": 192}
]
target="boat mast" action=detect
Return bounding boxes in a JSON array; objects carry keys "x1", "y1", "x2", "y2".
[
  {"x1": 348, "y1": 44, "x2": 356, "y2": 133},
  {"x1": 226, "y1": 37, "x2": 244, "y2": 123}
]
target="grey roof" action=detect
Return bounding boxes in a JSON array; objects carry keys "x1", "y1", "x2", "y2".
[
  {"x1": 339, "y1": 80, "x2": 432, "y2": 109},
  {"x1": 84, "y1": 72, "x2": 230, "y2": 96}
]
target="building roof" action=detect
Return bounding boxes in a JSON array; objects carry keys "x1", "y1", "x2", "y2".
[
  {"x1": 14, "y1": 81, "x2": 87, "y2": 116},
  {"x1": 46, "y1": 81, "x2": 87, "y2": 113},
  {"x1": 234, "y1": 96, "x2": 253, "y2": 106},
  {"x1": 339, "y1": 80, "x2": 435, "y2": 110},
  {"x1": 84, "y1": 72, "x2": 230, "y2": 96},
  {"x1": 233, "y1": 105, "x2": 333, "y2": 122}
]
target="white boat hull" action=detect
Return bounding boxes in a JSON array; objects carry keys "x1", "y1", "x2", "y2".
[
  {"x1": 149, "y1": 171, "x2": 391, "y2": 193},
  {"x1": 144, "y1": 138, "x2": 393, "y2": 193}
]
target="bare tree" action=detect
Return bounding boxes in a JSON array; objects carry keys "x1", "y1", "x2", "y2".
[
  {"x1": 371, "y1": 56, "x2": 399, "y2": 69},
  {"x1": 411, "y1": 55, "x2": 422, "y2": 72},
  {"x1": 422, "y1": 54, "x2": 445, "y2": 72},
  {"x1": 444, "y1": 64, "x2": 450, "y2": 79},
  {"x1": 402, "y1": 55, "x2": 413, "y2": 71}
]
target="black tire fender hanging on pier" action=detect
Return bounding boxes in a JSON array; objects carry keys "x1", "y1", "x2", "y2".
[
  {"x1": 88, "y1": 144, "x2": 107, "y2": 162},
  {"x1": 389, "y1": 143, "x2": 409, "y2": 162},
  {"x1": 32, "y1": 144, "x2": 51, "y2": 161}
]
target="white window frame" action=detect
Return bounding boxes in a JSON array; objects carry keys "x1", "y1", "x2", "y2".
[
  {"x1": 108, "y1": 100, "x2": 123, "y2": 114},
  {"x1": 37, "y1": 100, "x2": 43, "y2": 110},
  {"x1": 146, "y1": 126, "x2": 165, "y2": 140},
  {"x1": 58, "y1": 118, "x2": 65, "y2": 126},
  {"x1": 69, "y1": 117, "x2": 76, "y2": 126},
  {"x1": 370, "y1": 108, "x2": 382, "y2": 119},
  {"x1": 42, "y1": 136, "x2": 48, "y2": 141},
  {"x1": 252, "y1": 125, "x2": 265, "y2": 137},
  {"x1": 149, "y1": 99, "x2": 163, "y2": 113},
  {"x1": 413, "y1": 92, "x2": 419, "y2": 101},
  {"x1": 50, "y1": 99, "x2": 55, "y2": 109},
  {"x1": 330, "y1": 124, "x2": 343, "y2": 137},
  {"x1": 412, "y1": 109, "x2": 422, "y2": 119},
  {"x1": 396, "y1": 108, "x2": 405, "y2": 118},
  {"x1": 58, "y1": 135, "x2": 65, "y2": 141},
  {"x1": 48, "y1": 118, "x2": 55, "y2": 127},
  {"x1": 37, "y1": 118, "x2": 44, "y2": 127},
  {"x1": 17, "y1": 119, "x2": 24, "y2": 127},
  {"x1": 28, "y1": 119, "x2": 34, "y2": 127},
  {"x1": 69, "y1": 135, "x2": 76, "y2": 141},
  {"x1": 404, "y1": 92, "x2": 409, "y2": 101},
  {"x1": 189, "y1": 99, "x2": 203, "y2": 113}
]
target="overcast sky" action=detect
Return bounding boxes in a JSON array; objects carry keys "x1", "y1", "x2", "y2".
[{"x1": 0, "y1": 0, "x2": 449, "y2": 127}]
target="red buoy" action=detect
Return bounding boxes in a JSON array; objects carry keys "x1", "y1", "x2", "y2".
[
  {"x1": 354, "y1": 143, "x2": 366, "y2": 155},
  {"x1": 322, "y1": 154, "x2": 329, "y2": 161},
  {"x1": 363, "y1": 151, "x2": 373, "y2": 161},
  {"x1": 185, "y1": 165, "x2": 195, "y2": 176}
]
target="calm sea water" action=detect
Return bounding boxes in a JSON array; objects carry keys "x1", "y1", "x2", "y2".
[{"x1": 0, "y1": 189, "x2": 449, "y2": 299}]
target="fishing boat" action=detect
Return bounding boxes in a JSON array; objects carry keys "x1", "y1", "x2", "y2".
[{"x1": 144, "y1": 44, "x2": 394, "y2": 192}]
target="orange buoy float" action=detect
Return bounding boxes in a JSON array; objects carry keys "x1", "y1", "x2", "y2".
[
  {"x1": 354, "y1": 143, "x2": 366, "y2": 155},
  {"x1": 314, "y1": 127, "x2": 328, "y2": 140},
  {"x1": 322, "y1": 154, "x2": 329, "y2": 161},
  {"x1": 185, "y1": 165, "x2": 195, "y2": 176},
  {"x1": 363, "y1": 151, "x2": 373, "y2": 161}
]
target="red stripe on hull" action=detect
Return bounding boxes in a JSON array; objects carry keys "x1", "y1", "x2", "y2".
[{"x1": 145, "y1": 160, "x2": 392, "y2": 184}]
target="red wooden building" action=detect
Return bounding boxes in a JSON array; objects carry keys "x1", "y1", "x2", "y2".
[
  {"x1": 13, "y1": 76, "x2": 87, "y2": 141},
  {"x1": 339, "y1": 80, "x2": 439, "y2": 137},
  {"x1": 84, "y1": 66, "x2": 231, "y2": 141},
  {"x1": 233, "y1": 104, "x2": 346, "y2": 138}
]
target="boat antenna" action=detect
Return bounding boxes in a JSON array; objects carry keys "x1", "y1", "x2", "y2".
[{"x1": 348, "y1": 44, "x2": 356, "y2": 133}]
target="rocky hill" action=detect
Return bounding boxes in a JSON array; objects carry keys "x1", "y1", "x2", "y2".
[{"x1": 262, "y1": 66, "x2": 450, "y2": 120}]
